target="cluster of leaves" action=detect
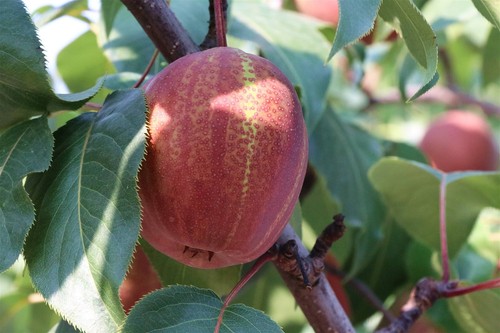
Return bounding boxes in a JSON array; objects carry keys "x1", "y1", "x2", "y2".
[{"x1": 1, "y1": 0, "x2": 499, "y2": 332}]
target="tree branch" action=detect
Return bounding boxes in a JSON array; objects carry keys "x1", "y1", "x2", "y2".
[
  {"x1": 273, "y1": 221, "x2": 355, "y2": 333},
  {"x1": 120, "y1": 0, "x2": 199, "y2": 63}
]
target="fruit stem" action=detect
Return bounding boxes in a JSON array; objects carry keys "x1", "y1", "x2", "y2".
[
  {"x1": 214, "y1": 0, "x2": 227, "y2": 47},
  {"x1": 439, "y1": 173, "x2": 451, "y2": 282},
  {"x1": 214, "y1": 249, "x2": 276, "y2": 333}
]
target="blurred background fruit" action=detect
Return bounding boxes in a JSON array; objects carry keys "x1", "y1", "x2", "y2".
[
  {"x1": 119, "y1": 245, "x2": 162, "y2": 313},
  {"x1": 295, "y1": 0, "x2": 339, "y2": 26},
  {"x1": 419, "y1": 110, "x2": 499, "y2": 172}
]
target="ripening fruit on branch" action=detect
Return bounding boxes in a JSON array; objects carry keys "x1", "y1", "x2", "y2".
[
  {"x1": 119, "y1": 245, "x2": 162, "y2": 313},
  {"x1": 295, "y1": 0, "x2": 339, "y2": 27},
  {"x1": 139, "y1": 47, "x2": 308, "y2": 269},
  {"x1": 419, "y1": 110, "x2": 499, "y2": 172}
]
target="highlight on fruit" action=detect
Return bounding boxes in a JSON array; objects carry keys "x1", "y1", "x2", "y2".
[{"x1": 138, "y1": 47, "x2": 308, "y2": 269}]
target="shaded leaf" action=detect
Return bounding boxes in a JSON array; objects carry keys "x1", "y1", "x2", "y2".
[
  {"x1": 24, "y1": 90, "x2": 147, "y2": 332},
  {"x1": 0, "y1": 117, "x2": 53, "y2": 272},
  {"x1": 309, "y1": 108, "x2": 385, "y2": 275},
  {"x1": 300, "y1": 173, "x2": 353, "y2": 263},
  {"x1": 467, "y1": 207, "x2": 500, "y2": 264},
  {"x1": 328, "y1": 0, "x2": 381, "y2": 60},
  {"x1": 379, "y1": 0, "x2": 438, "y2": 101},
  {"x1": 448, "y1": 288, "x2": 500, "y2": 333},
  {"x1": 230, "y1": 1, "x2": 332, "y2": 131},
  {"x1": 471, "y1": 0, "x2": 500, "y2": 30},
  {"x1": 348, "y1": 219, "x2": 410, "y2": 322},
  {"x1": 369, "y1": 158, "x2": 500, "y2": 256},
  {"x1": 482, "y1": 27, "x2": 500, "y2": 87},
  {"x1": 141, "y1": 240, "x2": 242, "y2": 297},
  {"x1": 123, "y1": 286, "x2": 283, "y2": 333},
  {"x1": 0, "y1": 0, "x2": 101, "y2": 130}
]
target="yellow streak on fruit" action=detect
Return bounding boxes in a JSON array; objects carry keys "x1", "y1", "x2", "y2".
[{"x1": 238, "y1": 53, "x2": 259, "y2": 196}]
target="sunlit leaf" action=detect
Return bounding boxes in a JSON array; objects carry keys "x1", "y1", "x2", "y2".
[
  {"x1": 57, "y1": 30, "x2": 114, "y2": 93},
  {"x1": 309, "y1": 108, "x2": 385, "y2": 275},
  {"x1": 31, "y1": 0, "x2": 88, "y2": 27},
  {"x1": 449, "y1": 288, "x2": 500, "y2": 333},
  {"x1": 123, "y1": 286, "x2": 283, "y2": 333},
  {"x1": 471, "y1": 0, "x2": 500, "y2": 30},
  {"x1": 369, "y1": 158, "x2": 500, "y2": 256},
  {"x1": 24, "y1": 90, "x2": 147, "y2": 332},
  {"x1": 379, "y1": 0, "x2": 438, "y2": 101},
  {"x1": 328, "y1": 0, "x2": 381, "y2": 60}
]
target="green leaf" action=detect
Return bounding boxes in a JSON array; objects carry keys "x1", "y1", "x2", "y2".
[
  {"x1": 24, "y1": 90, "x2": 147, "y2": 332},
  {"x1": 405, "y1": 241, "x2": 441, "y2": 283},
  {"x1": 379, "y1": 0, "x2": 438, "y2": 101},
  {"x1": 348, "y1": 219, "x2": 410, "y2": 322},
  {"x1": 471, "y1": 0, "x2": 500, "y2": 30},
  {"x1": 31, "y1": 0, "x2": 88, "y2": 27},
  {"x1": 100, "y1": 7, "x2": 158, "y2": 74},
  {"x1": 141, "y1": 240, "x2": 242, "y2": 297},
  {"x1": 0, "y1": 292, "x2": 60, "y2": 333},
  {"x1": 0, "y1": 117, "x2": 53, "y2": 273},
  {"x1": 448, "y1": 288, "x2": 500, "y2": 333},
  {"x1": 309, "y1": 108, "x2": 385, "y2": 275},
  {"x1": 100, "y1": 0, "x2": 123, "y2": 37},
  {"x1": 369, "y1": 158, "x2": 500, "y2": 256},
  {"x1": 57, "y1": 30, "x2": 114, "y2": 93},
  {"x1": 300, "y1": 173, "x2": 353, "y2": 263},
  {"x1": 482, "y1": 27, "x2": 500, "y2": 87},
  {"x1": 0, "y1": 0, "x2": 101, "y2": 130},
  {"x1": 230, "y1": 1, "x2": 332, "y2": 131},
  {"x1": 328, "y1": 0, "x2": 381, "y2": 60},
  {"x1": 467, "y1": 207, "x2": 500, "y2": 265},
  {"x1": 123, "y1": 286, "x2": 283, "y2": 333}
]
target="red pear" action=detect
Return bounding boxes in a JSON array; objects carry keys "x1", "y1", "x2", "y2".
[
  {"x1": 139, "y1": 47, "x2": 308, "y2": 269},
  {"x1": 420, "y1": 110, "x2": 499, "y2": 172}
]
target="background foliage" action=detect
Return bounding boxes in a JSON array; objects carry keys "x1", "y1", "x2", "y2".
[{"x1": 1, "y1": 0, "x2": 499, "y2": 332}]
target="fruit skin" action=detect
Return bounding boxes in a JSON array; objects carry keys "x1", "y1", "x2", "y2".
[
  {"x1": 295, "y1": 0, "x2": 339, "y2": 26},
  {"x1": 119, "y1": 245, "x2": 162, "y2": 313},
  {"x1": 139, "y1": 47, "x2": 308, "y2": 269},
  {"x1": 419, "y1": 110, "x2": 499, "y2": 172}
]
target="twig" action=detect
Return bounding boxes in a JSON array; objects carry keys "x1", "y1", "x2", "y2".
[
  {"x1": 375, "y1": 278, "x2": 456, "y2": 333},
  {"x1": 324, "y1": 263, "x2": 397, "y2": 323},
  {"x1": 214, "y1": 248, "x2": 277, "y2": 333},
  {"x1": 133, "y1": 49, "x2": 159, "y2": 88},
  {"x1": 273, "y1": 221, "x2": 355, "y2": 333},
  {"x1": 120, "y1": 0, "x2": 199, "y2": 63},
  {"x1": 439, "y1": 173, "x2": 451, "y2": 282},
  {"x1": 200, "y1": 0, "x2": 228, "y2": 49}
]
